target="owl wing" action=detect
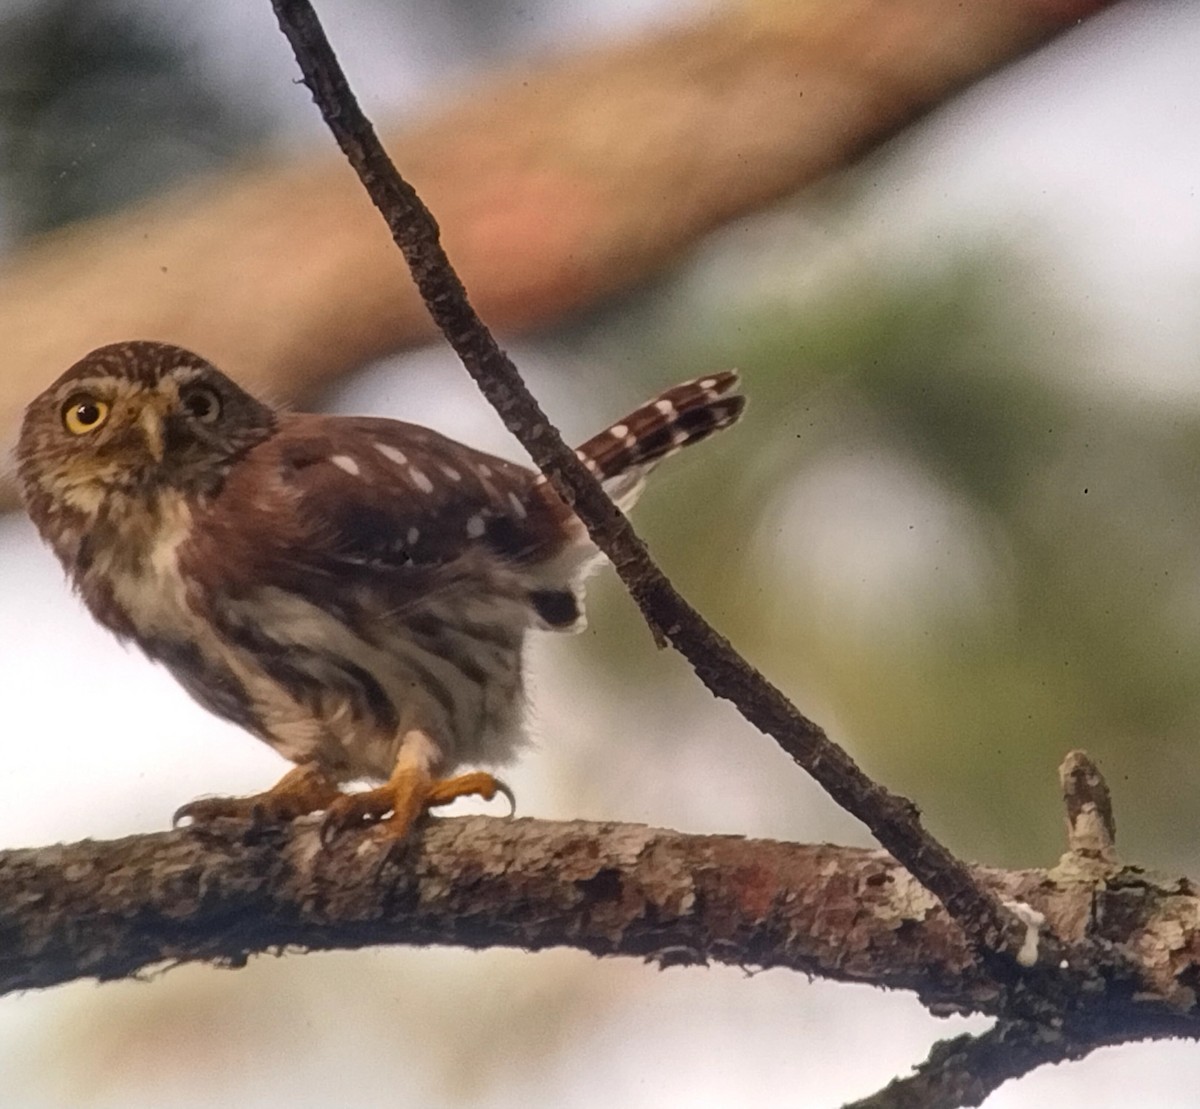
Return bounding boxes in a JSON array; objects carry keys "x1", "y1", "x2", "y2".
[{"x1": 267, "y1": 414, "x2": 554, "y2": 571}]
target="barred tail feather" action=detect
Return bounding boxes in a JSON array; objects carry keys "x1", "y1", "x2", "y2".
[
  {"x1": 527, "y1": 370, "x2": 745, "y2": 610},
  {"x1": 574, "y1": 370, "x2": 744, "y2": 510}
]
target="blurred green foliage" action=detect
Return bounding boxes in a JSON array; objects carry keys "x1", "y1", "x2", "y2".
[{"x1": 569, "y1": 254, "x2": 1200, "y2": 871}]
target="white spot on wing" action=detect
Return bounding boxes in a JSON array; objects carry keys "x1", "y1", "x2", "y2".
[
  {"x1": 440, "y1": 464, "x2": 462, "y2": 482},
  {"x1": 507, "y1": 492, "x2": 527, "y2": 519},
  {"x1": 654, "y1": 399, "x2": 676, "y2": 416},
  {"x1": 609, "y1": 423, "x2": 629, "y2": 439},
  {"x1": 409, "y1": 467, "x2": 434, "y2": 494},
  {"x1": 477, "y1": 463, "x2": 493, "y2": 480},
  {"x1": 330, "y1": 454, "x2": 360, "y2": 476},
  {"x1": 466, "y1": 514, "x2": 486, "y2": 538},
  {"x1": 374, "y1": 442, "x2": 408, "y2": 466},
  {"x1": 407, "y1": 526, "x2": 420, "y2": 546}
]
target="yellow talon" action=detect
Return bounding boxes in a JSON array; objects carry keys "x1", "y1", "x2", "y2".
[
  {"x1": 320, "y1": 767, "x2": 515, "y2": 846},
  {"x1": 173, "y1": 763, "x2": 340, "y2": 827}
]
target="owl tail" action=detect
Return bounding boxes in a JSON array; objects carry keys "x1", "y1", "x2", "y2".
[
  {"x1": 525, "y1": 370, "x2": 744, "y2": 629},
  {"x1": 572, "y1": 370, "x2": 745, "y2": 510}
]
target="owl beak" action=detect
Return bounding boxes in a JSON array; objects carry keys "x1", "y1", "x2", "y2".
[{"x1": 138, "y1": 399, "x2": 168, "y2": 462}]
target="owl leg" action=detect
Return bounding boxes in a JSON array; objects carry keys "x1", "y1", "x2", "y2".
[
  {"x1": 320, "y1": 730, "x2": 514, "y2": 844},
  {"x1": 173, "y1": 762, "x2": 341, "y2": 827}
]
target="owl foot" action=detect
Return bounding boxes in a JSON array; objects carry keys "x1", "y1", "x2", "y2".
[
  {"x1": 319, "y1": 767, "x2": 515, "y2": 846},
  {"x1": 173, "y1": 762, "x2": 341, "y2": 827}
]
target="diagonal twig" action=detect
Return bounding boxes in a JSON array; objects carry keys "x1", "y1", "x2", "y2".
[{"x1": 267, "y1": 0, "x2": 1021, "y2": 957}]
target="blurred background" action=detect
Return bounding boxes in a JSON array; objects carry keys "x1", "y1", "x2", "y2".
[{"x1": 1, "y1": 0, "x2": 1199, "y2": 1105}]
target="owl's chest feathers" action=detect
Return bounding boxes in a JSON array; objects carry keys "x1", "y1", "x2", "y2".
[
  {"x1": 79, "y1": 491, "x2": 202, "y2": 640},
  {"x1": 77, "y1": 489, "x2": 530, "y2": 779}
]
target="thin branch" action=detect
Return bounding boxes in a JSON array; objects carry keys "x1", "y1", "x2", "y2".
[
  {"x1": 846, "y1": 1007, "x2": 1200, "y2": 1109},
  {"x1": 268, "y1": 0, "x2": 1021, "y2": 961},
  {"x1": 844, "y1": 1021, "x2": 1097, "y2": 1109}
]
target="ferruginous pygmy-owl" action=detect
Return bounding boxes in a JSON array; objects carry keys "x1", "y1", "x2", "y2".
[{"x1": 18, "y1": 341, "x2": 744, "y2": 840}]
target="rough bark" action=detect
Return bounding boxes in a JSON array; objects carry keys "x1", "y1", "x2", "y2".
[
  {"x1": 1, "y1": 813, "x2": 1198, "y2": 1036},
  {"x1": 0, "y1": 0, "x2": 1113, "y2": 511}
]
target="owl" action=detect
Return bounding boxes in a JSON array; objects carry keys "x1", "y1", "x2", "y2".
[{"x1": 17, "y1": 342, "x2": 744, "y2": 840}]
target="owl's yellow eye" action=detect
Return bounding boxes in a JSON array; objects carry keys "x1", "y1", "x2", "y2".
[{"x1": 62, "y1": 395, "x2": 110, "y2": 435}]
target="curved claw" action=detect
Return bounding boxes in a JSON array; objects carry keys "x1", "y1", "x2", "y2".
[
  {"x1": 173, "y1": 796, "x2": 240, "y2": 828},
  {"x1": 318, "y1": 768, "x2": 517, "y2": 848},
  {"x1": 319, "y1": 785, "x2": 395, "y2": 847},
  {"x1": 319, "y1": 812, "x2": 344, "y2": 849},
  {"x1": 173, "y1": 764, "x2": 341, "y2": 831},
  {"x1": 491, "y1": 777, "x2": 517, "y2": 819}
]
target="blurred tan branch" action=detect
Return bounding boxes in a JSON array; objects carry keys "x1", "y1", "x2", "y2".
[{"x1": 0, "y1": 0, "x2": 1112, "y2": 512}]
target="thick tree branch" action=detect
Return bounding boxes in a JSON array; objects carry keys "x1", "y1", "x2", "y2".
[
  {"x1": 2, "y1": 814, "x2": 1199, "y2": 1046},
  {"x1": 0, "y1": 0, "x2": 1116, "y2": 511},
  {"x1": 0, "y1": 818, "x2": 955, "y2": 997},
  {"x1": 268, "y1": 0, "x2": 1025, "y2": 959}
]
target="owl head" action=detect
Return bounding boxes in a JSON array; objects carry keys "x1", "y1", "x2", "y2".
[{"x1": 17, "y1": 341, "x2": 278, "y2": 532}]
